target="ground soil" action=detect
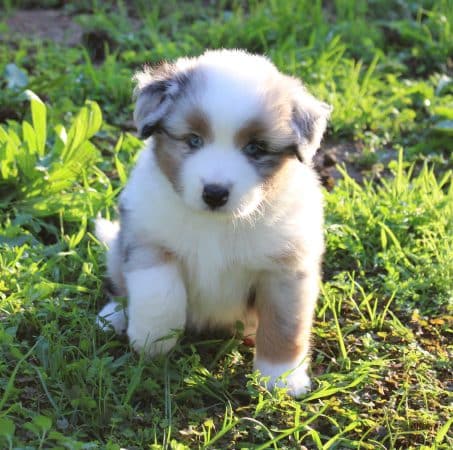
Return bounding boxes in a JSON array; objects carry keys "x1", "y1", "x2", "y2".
[{"x1": 3, "y1": 9, "x2": 83, "y2": 45}]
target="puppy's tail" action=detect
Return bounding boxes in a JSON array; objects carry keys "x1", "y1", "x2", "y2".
[{"x1": 95, "y1": 217, "x2": 120, "y2": 247}]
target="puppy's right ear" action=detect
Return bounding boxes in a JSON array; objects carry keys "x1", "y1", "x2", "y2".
[
  {"x1": 286, "y1": 77, "x2": 332, "y2": 163},
  {"x1": 133, "y1": 62, "x2": 190, "y2": 139}
]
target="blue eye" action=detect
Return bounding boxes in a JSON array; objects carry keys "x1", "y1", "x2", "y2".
[
  {"x1": 187, "y1": 134, "x2": 204, "y2": 149},
  {"x1": 243, "y1": 141, "x2": 267, "y2": 158}
]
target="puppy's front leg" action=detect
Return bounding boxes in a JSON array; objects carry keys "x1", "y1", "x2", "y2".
[
  {"x1": 254, "y1": 269, "x2": 318, "y2": 397},
  {"x1": 125, "y1": 246, "x2": 187, "y2": 356}
]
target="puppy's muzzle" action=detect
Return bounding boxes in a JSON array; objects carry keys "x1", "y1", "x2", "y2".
[{"x1": 202, "y1": 183, "x2": 229, "y2": 209}]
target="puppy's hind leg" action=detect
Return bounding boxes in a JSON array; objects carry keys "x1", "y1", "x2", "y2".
[
  {"x1": 125, "y1": 246, "x2": 187, "y2": 356},
  {"x1": 97, "y1": 300, "x2": 127, "y2": 334},
  {"x1": 254, "y1": 270, "x2": 319, "y2": 397}
]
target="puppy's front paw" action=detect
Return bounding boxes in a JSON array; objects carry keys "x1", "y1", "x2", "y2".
[
  {"x1": 127, "y1": 324, "x2": 180, "y2": 357},
  {"x1": 254, "y1": 358, "x2": 311, "y2": 397},
  {"x1": 96, "y1": 301, "x2": 127, "y2": 335},
  {"x1": 126, "y1": 265, "x2": 187, "y2": 358}
]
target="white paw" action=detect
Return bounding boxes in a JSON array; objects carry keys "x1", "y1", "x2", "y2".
[
  {"x1": 95, "y1": 218, "x2": 119, "y2": 246},
  {"x1": 126, "y1": 265, "x2": 187, "y2": 357},
  {"x1": 254, "y1": 358, "x2": 311, "y2": 397},
  {"x1": 128, "y1": 326, "x2": 180, "y2": 357},
  {"x1": 96, "y1": 301, "x2": 127, "y2": 334}
]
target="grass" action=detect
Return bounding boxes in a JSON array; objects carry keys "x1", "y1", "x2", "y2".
[{"x1": 0, "y1": 0, "x2": 452, "y2": 448}]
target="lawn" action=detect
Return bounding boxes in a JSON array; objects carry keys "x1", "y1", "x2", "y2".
[{"x1": 0, "y1": 0, "x2": 452, "y2": 448}]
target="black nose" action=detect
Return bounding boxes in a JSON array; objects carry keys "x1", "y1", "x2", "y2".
[{"x1": 202, "y1": 184, "x2": 229, "y2": 209}]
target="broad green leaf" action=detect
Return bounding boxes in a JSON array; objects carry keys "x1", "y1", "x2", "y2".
[
  {"x1": 53, "y1": 124, "x2": 67, "y2": 155},
  {"x1": 63, "y1": 112, "x2": 88, "y2": 162},
  {"x1": 84, "y1": 100, "x2": 103, "y2": 139},
  {"x1": 22, "y1": 120, "x2": 36, "y2": 155},
  {"x1": 62, "y1": 101, "x2": 102, "y2": 163},
  {"x1": 25, "y1": 90, "x2": 47, "y2": 157},
  {"x1": 32, "y1": 414, "x2": 52, "y2": 432},
  {"x1": 19, "y1": 122, "x2": 37, "y2": 179},
  {"x1": 0, "y1": 417, "x2": 15, "y2": 437},
  {"x1": 48, "y1": 141, "x2": 98, "y2": 193}
]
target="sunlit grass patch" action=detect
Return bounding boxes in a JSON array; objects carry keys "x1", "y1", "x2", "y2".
[{"x1": 0, "y1": 0, "x2": 452, "y2": 448}]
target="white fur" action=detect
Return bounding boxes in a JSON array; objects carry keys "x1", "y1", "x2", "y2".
[
  {"x1": 254, "y1": 358, "x2": 311, "y2": 397},
  {"x1": 126, "y1": 264, "x2": 187, "y2": 355},
  {"x1": 97, "y1": 301, "x2": 127, "y2": 334},
  {"x1": 97, "y1": 50, "x2": 328, "y2": 397},
  {"x1": 95, "y1": 218, "x2": 119, "y2": 245},
  {"x1": 95, "y1": 218, "x2": 124, "y2": 295}
]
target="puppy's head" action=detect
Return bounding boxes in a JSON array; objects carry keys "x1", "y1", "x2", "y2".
[{"x1": 134, "y1": 50, "x2": 331, "y2": 218}]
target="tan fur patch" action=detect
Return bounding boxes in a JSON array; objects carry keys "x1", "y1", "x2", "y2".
[
  {"x1": 186, "y1": 108, "x2": 213, "y2": 142},
  {"x1": 123, "y1": 243, "x2": 175, "y2": 273},
  {"x1": 158, "y1": 247, "x2": 175, "y2": 263},
  {"x1": 153, "y1": 133, "x2": 186, "y2": 191},
  {"x1": 255, "y1": 272, "x2": 316, "y2": 363},
  {"x1": 233, "y1": 80, "x2": 296, "y2": 151},
  {"x1": 234, "y1": 119, "x2": 269, "y2": 149},
  {"x1": 255, "y1": 302, "x2": 305, "y2": 363},
  {"x1": 154, "y1": 108, "x2": 213, "y2": 190},
  {"x1": 261, "y1": 158, "x2": 295, "y2": 197}
]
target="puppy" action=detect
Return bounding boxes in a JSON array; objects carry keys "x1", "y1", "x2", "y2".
[{"x1": 96, "y1": 49, "x2": 331, "y2": 397}]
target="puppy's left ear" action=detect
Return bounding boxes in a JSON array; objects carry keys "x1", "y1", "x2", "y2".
[
  {"x1": 133, "y1": 62, "x2": 191, "y2": 139},
  {"x1": 290, "y1": 80, "x2": 332, "y2": 163}
]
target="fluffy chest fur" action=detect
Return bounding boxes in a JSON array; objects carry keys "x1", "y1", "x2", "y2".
[{"x1": 119, "y1": 146, "x2": 322, "y2": 329}]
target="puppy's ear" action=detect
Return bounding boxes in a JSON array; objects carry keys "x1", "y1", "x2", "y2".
[
  {"x1": 133, "y1": 62, "x2": 191, "y2": 139},
  {"x1": 290, "y1": 80, "x2": 332, "y2": 163}
]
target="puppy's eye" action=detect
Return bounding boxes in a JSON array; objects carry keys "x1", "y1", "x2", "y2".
[
  {"x1": 186, "y1": 133, "x2": 204, "y2": 149},
  {"x1": 242, "y1": 141, "x2": 268, "y2": 159}
]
